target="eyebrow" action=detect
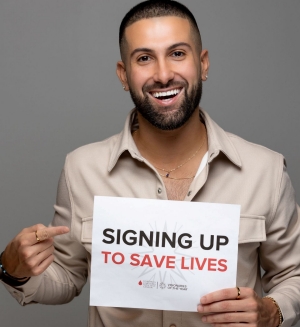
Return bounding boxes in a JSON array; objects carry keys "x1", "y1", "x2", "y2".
[{"x1": 130, "y1": 42, "x2": 192, "y2": 59}]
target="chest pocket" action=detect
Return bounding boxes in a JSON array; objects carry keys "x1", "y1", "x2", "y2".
[
  {"x1": 238, "y1": 215, "x2": 266, "y2": 244},
  {"x1": 237, "y1": 215, "x2": 266, "y2": 287}
]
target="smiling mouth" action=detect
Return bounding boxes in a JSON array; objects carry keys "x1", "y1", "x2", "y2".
[{"x1": 150, "y1": 88, "x2": 182, "y2": 101}]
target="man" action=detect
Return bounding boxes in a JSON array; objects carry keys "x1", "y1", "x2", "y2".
[{"x1": 1, "y1": 1, "x2": 299, "y2": 326}]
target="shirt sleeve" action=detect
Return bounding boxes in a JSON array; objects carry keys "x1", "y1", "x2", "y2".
[
  {"x1": 259, "y1": 162, "x2": 300, "y2": 327},
  {"x1": 2, "y1": 163, "x2": 88, "y2": 305}
]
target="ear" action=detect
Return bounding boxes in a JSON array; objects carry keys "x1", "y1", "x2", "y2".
[
  {"x1": 116, "y1": 61, "x2": 129, "y2": 91},
  {"x1": 200, "y1": 50, "x2": 210, "y2": 81}
]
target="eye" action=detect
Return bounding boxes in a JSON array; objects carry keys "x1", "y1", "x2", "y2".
[
  {"x1": 137, "y1": 55, "x2": 151, "y2": 62},
  {"x1": 172, "y1": 51, "x2": 185, "y2": 58}
]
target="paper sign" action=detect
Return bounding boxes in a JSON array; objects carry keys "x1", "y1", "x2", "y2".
[{"x1": 90, "y1": 196, "x2": 240, "y2": 311}]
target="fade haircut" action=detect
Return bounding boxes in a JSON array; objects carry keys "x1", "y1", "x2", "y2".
[{"x1": 119, "y1": 0, "x2": 202, "y2": 61}]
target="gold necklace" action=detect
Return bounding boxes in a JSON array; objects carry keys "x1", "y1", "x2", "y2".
[
  {"x1": 154, "y1": 135, "x2": 206, "y2": 178},
  {"x1": 132, "y1": 129, "x2": 206, "y2": 179},
  {"x1": 157, "y1": 173, "x2": 195, "y2": 180}
]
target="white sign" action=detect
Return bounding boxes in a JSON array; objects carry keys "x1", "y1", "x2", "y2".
[{"x1": 90, "y1": 196, "x2": 240, "y2": 311}]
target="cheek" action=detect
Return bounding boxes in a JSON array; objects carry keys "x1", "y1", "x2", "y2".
[
  {"x1": 129, "y1": 69, "x2": 152, "y2": 92},
  {"x1": 174, "y1": 60, "x2": 201, "y2": 83}
]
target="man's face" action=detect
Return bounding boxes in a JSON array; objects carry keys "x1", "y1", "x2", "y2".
[{"x1": 118, "y1": 16, "x2": 208, "y2": 130}]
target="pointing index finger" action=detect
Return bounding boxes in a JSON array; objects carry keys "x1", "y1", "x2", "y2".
[{"x1": 35, "y1": 226, "x2": 69, "y2": 242}]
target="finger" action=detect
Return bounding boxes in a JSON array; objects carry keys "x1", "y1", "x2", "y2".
[
  {"x1": 23, "y1": 244, "x2": 55, "y2": 276},
  {"x1": 33, "y1": 245, "x2": 55, "y2": 275},
  {"x1": 19, "y1": 238, "x2": 54, "y2": 261},
  {"x1": 201, "y1": 311, "x2": 254, "y2": 325},
  {"x1": 34, "y1": 226, "x2": 69, "y2": 243},
  {"x1": 20, "y1": 224, "x2": 47, "y2": 235},
  {"x1": 35, "y1": 253, "x2": 55, "y2": 275},
  {"x1": 201, "y1": 287, "x2": 246, "y2": 304},
  {"x1": 198, "y1": 299, "x2": 249, "y2": 314}
]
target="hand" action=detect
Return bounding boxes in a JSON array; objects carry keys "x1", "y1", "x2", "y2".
[
  {"x1": 197, "y1": 287, "x2": 279, "y2": 327},
  {"x1": 2, "y1": 224, "x2": 69, "y2": 279}
]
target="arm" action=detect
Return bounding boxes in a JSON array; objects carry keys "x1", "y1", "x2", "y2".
[
  {"x1": 197, "y1": 164, "x2": 300, "y2": 326},
  {"x1": 2, "y1": 166, "x2": 89, "y2": 305},
  {"x1": 259, "y1": 164, "x2": 300, "y2": 325}
]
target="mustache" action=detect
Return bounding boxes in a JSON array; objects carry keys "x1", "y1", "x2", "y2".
[{"x1": 143, "y1": 81, "x2": 187, "y2": 93}]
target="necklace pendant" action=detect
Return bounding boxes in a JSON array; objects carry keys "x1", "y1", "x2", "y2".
[{"x1": 166, "y1": 173, "x2": 170, "y2": 178}]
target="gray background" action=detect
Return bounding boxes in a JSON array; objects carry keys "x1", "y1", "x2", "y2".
[{"x1": 0, "y1": 1, "x2": 299, "y2": 326}]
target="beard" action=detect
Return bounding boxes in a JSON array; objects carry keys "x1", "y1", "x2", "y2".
[{"x1": 129, "y1": 79, "x2": 202, "y2": 131}]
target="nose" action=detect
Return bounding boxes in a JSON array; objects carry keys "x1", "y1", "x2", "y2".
[{"x1": 153, "y1": 59, "x2": 175, "y2": 85}]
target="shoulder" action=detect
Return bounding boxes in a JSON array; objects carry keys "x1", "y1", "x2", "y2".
[
  {"x1": 65, "y1": 133, "x2": 120, "y2": 169},
  {"x1": 226, "y1": 131, "x2": 285, "y2": 167},
  {"x1": 202, "y1": 109, "x2": 285, "y2": 169}
]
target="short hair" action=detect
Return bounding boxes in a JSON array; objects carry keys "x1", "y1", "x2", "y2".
[{"x1": 119, "y1": 0, "x2": 202, "y2": 61}]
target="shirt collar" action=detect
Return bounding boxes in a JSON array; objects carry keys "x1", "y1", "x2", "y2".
[
  {"x1": 202, "y1": 109, "x2": 242, "y2": 168},
  {"x1": 108, "y1": 108, "x2": 242, "y2": 172},
  {"x1": 108, "y1": 109, "x2": 139, "y2": 172}
]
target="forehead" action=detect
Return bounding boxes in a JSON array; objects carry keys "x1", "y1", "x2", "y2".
[{"x1": 124, "y1": 16, "x2": 193, "y2": 52}]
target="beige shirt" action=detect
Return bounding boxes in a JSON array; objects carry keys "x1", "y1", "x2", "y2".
[{"x1": 4, "y1": 109, "x2": 300, "y2": 327}]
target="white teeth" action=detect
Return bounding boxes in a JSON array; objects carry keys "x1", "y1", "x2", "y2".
[{"x1": 152, "y1": 88, "x2": 181, "y2": 98}]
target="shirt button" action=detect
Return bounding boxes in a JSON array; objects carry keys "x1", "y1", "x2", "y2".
[
  {"x1": 170, "y1": 324, "x2": 176, "y2": 327},
  {"x1": 158, "y1": 188, "x2": 162, "y2": 194},
  {"x1": 187, "y1": 191, "x2": 192, "y2": 196}
]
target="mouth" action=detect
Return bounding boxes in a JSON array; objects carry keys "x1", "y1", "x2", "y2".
[{"x1": 149, "y1": 88, "x2": 183, "y2": 102}]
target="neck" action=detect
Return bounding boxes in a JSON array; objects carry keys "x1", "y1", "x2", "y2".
[{"x1": 133, "y1": 108, "x2": 207, "y2": 168}]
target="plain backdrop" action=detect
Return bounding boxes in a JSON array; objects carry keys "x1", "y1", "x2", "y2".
[{"x1": 0, "y1": 1, "x2": 299, "y2": 326}]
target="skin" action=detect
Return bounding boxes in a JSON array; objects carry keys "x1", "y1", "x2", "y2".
[
  {"x1": 198, "y1": 287, "x2": 279, "y2": 326},
  {"x1": 117, "y1": 16, "x2": 209, "y2": 168},
  {"x1": 2, "y1": 225, "x2": 69, "y2": 278},
  {"x1": 117, "y1": 16, "x2": 279, "y2": 326}
]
